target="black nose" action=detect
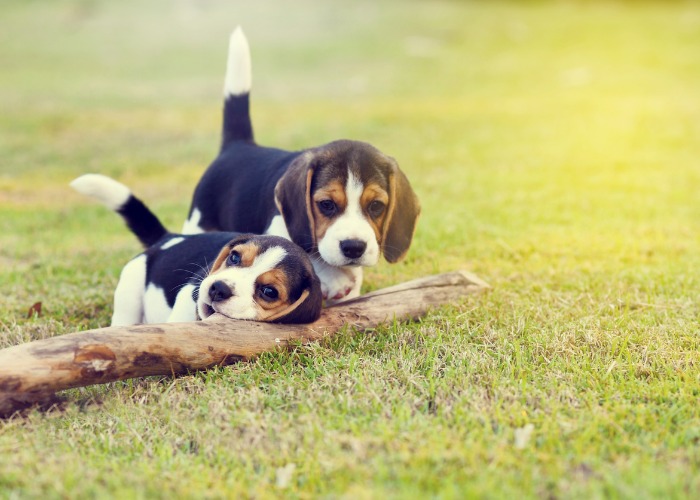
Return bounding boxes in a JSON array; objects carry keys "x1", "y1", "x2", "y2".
[
  {"x1": 208, "y1": 280, "x2": 233, "y2": 302},
  {"x1": 340, "y1": 239, "x2": 367, "y2": 259}
]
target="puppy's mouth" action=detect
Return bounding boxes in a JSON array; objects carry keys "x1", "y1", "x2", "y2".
[
  {"x1": 200, "y1": 301, "x2": 241, "y2": 322},
  {"x1": 322, "y1": 254, "x2": 368, "y2": 267},
  {"x1": 201, "y1": 303, "x2": 216, "y2": 318},
  {"x1": 199, "y1": 299, "x2": 221, "y2": 319}
]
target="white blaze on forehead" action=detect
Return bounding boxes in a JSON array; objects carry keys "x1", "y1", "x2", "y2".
[
  {"x1": 345, "y1": 171, "x2": 365, "y2": 219},
  {"x1": 248, "y1": 245, "x2": 288, "y2": 274}
]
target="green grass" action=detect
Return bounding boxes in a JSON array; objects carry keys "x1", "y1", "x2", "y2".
[{"x1": 2, "y1": 0, "x2": 700, "y2": 497}]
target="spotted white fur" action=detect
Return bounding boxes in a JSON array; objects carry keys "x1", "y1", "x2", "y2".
[
  {"x1": 199, "y1": 246, "x2": 287, "y2": 320},
  {"x1": 181, "y1": 208, "x2": 204, "y2": 234}
]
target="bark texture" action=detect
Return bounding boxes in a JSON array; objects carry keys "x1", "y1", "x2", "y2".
[{"x1": 0, "y1": 271, "x2": 488, "y2": 417}]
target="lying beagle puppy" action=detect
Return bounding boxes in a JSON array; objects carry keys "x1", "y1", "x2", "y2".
[
  {"x1": 71, "y1": 174, "x2": 322, "y2": 326},
  {"x1": 182, "y1": 28, "x2": 421, "y2": 302}
]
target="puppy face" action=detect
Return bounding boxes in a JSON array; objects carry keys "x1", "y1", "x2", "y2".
[
  {"x1": 275, "y1": 140, "x2": 421, "y2": 267},
  {"x1": 197, "y1": 234, "x2": 322, "y2": 323}
]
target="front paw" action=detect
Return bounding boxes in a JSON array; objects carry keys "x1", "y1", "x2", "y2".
[
  {"x1": 321, "y1": 273, "x2": 356, "y2": 301},
  {"x1": 313, "y1": 261, "x2": 364, "y2": 304}
]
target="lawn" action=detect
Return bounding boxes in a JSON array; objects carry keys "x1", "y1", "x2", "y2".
[{"x1": 2, "y1": 0, "x2": 700, "y2": 497}]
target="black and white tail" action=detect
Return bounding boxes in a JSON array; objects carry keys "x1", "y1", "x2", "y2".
[
  {"x1": 70, "y1": 174, "x2": 168, "y2": 248},
  {"x1": 221, "y1": 27, "x2": 254, "y2": 149}
]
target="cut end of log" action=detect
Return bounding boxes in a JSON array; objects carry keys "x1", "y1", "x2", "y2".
[{"x1": 457, "y1": 270, "x2": 491, "y2": 290}]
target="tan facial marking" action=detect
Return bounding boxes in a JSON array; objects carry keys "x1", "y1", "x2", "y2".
[
  {"x1": 312, "y1": 180, "x2": 347, "y2": 241},
  {"x1": 259, "y1": 289, "x2": 312, "y2": 322},
  {"x1": 254, "y1": 269, "x2": 291, "y2": 310},
  {"x1": 208, "y1": 242, "x2": 260, "y2": 278},
  {"x1": 209, "y1": 247, "x2": 231, "y2": 275},
  {"x1": 360, "y1": 183, "x2": 390, "y2": 242},
  {"x1": 230, "y1": 242, "x2": 260, "y2": 267}
]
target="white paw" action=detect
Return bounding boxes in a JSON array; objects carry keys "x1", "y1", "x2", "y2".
[
  {"x1": 313, "y1": 261, "x2": 363, "y2": 302},
  {"x1": 321, "y1": 269, "x2": 355, "y2": 301}
]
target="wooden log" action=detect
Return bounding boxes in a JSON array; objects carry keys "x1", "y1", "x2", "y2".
[{"x1": 0, "y1": 271, "x2": 488, "y2": 417}]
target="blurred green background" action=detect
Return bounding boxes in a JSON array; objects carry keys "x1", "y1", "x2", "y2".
[{"x1": 1, "y1": 0, "x2": 700, "y2": 497}]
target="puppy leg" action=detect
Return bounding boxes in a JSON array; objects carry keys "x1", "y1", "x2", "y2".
[
  {"x1": 111, "y1": 255, "x2": 146, "y2": 326},
  {"x1": 167, "y1": 284, "x2": 198, "y2": 323},
  {"x1": 327, "y1": 267, "x2": 363, "y2": 304},
  {"x1": 344, "y1": 267, "x2": 363, "y2": 300},
  {"x1": 313, "y1": 259, "x2": 362, "y2": 303}
]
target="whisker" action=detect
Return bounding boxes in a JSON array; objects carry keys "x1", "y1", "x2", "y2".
[
  {"x1": 174, "y1": 268, "x2": 207, "y2": 281},
  {"x1": 175, "y1": 268, "x2": 203, "y2": 276},
  {"x1": 195, "y1": 258, "x2": 211, "y2": 277},
  {"x1": 170, "y1": 275, "x2": 204, "y2": 294}
]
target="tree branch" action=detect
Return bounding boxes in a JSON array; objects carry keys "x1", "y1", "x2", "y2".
[{"x1": 0, "y1": 271, "x2": 488, "y2": 417}]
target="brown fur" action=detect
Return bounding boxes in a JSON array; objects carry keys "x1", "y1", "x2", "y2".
[
  {"x1": 208, "y1": 241, "x2": 261, "y2": 275},
  {"x1": 311, "y1": 180, "x2": 347, "y2": 242},
  {"x1": 254, "y1": 269, "x2": 291, "y2": 310},
  {"x1": 232, "y1": 242, "x2": 260, "y2": 268},
  {"x1": 380, "y1": 167, "x2": 421, "y2": 263},
  {"x1": 208, "y1": 247, "x2": 230, "y2": 274},
  {"x1": 260, "y1": 289, "x2": 311, "y2": 322},
  {"x1": 360, "y1": 182, "x2": 390, "y2": 243}
]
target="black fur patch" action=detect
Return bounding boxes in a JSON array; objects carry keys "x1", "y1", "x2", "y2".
[
  {"x1": 117, "y1": 196, "x2": 168, "y2": 248},
  {"x1": 222, "y1": 93, "x2": 254, "y2": 148}
]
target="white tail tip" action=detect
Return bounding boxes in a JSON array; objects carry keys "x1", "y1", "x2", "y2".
[
  {"x1": 70, "y1": 174, "x2": 131, "y2": 211},
  {"x1": 224, "y1": 26, "x2": 252, "y2": 97}
]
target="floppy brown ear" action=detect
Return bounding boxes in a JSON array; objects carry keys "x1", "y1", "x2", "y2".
[
  {"x1": 381, "y1": 162, "x2": 421, "y2": 263},
  {"x1": 274, "y1": 153, "x2": 316, "y2": 252},
  {"x1": 266, "y1": 274, "x2": 323, "y2": 323},
  {"x1": 269, "y1": 273, "x2": 323, "y2": 324}
]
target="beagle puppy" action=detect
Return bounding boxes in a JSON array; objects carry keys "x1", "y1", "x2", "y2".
[
  {"x1": 71, "y1": 174, "x2": 322, "y2": 326},
  {"x1": 182, "y1": 28, "x2": 421, "y2": 302}
]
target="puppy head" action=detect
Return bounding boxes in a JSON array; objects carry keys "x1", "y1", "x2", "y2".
[
  {"x1": 197, "y1": 234, "x2": 322, "y2": 323},
  {"x1": 274, "y1": 140, "x2": 420, "y2": 267}
]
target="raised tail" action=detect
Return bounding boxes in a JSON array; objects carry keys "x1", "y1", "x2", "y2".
[
  {"x1": 221, "y1": 26, "x2": 254, "y2": 148},
  {"x1": 70, "y1": 174, "x2": 168, "y2": 248}
]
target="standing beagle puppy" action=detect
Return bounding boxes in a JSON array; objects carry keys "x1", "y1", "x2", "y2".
[
  {"x1": 183, "y1": 28, "x2": 421, "y2": 302},
  {"x1": 71, "y1": 174, "x2": 322, "y2": 326}
]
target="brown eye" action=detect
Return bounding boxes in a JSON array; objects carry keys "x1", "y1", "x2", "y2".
[
  {"x1": 259, "y1": 285, "x2": 279, "y2": 301},
  {"x1": 368, "y1": 200, "x2": 386, "y2": 218},
  {"x1": 318, "y1": 199, "x2": 337, "y2": 217}
]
